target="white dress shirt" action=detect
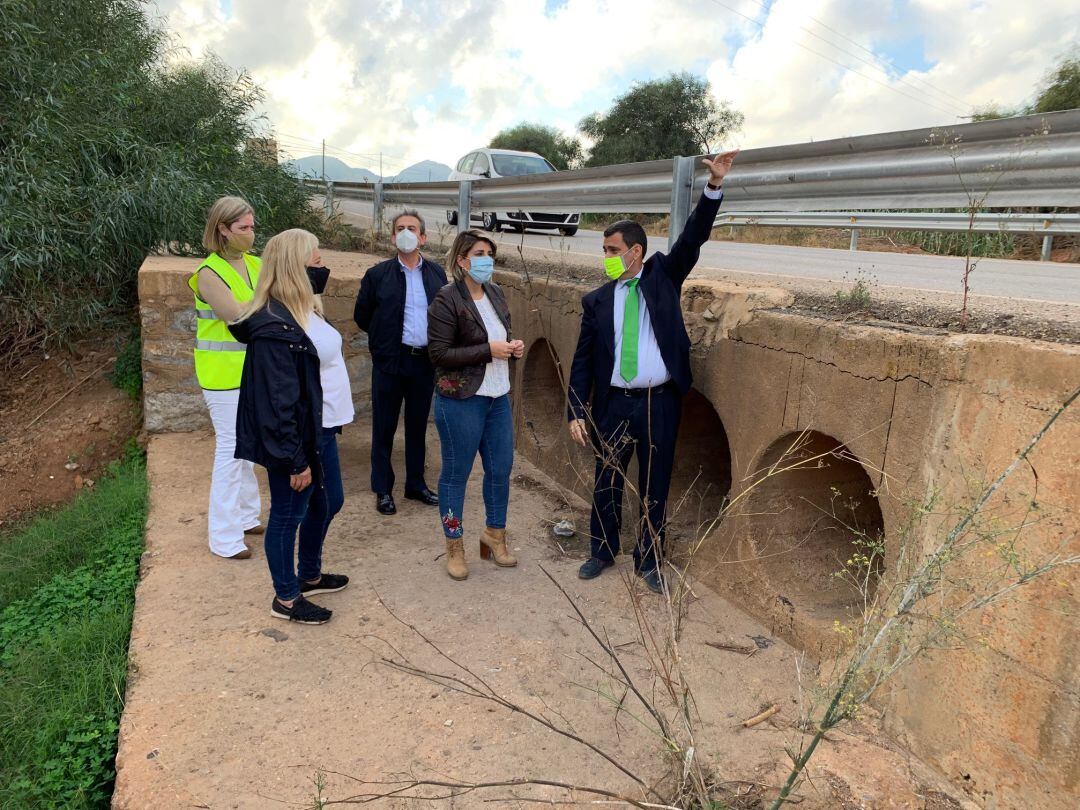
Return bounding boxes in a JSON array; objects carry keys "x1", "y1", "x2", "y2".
[
  {"x1": 399, "y1": 255, "x2": 428, "y2": 347},
  {"x1": 609, "y1": 184, "x2": 723, "y2": 390}
]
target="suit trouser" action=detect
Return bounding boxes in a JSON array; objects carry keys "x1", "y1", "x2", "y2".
[
  {"x1": 203, "y1": 388, "x2": 261, "y2": 557},
  {"x1": 589, "y1": 384, "x2": 681, "y2": 574},
  {"x1": 370, "y1": 347, "x2": 435, "y2": 494}
]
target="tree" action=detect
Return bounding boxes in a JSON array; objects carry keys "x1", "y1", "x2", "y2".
[
  {"x1": 489, "y1": 123, "x2": 582, "y2": 170},
  {"x1": 969, "y1": 53, "x2": 1080, "y2": 121},
  {"x1": 580, "y1": 72, "x2": 743, "y2": 167},
  {"x1": 0, "y1": 0, "x2": 325, "y2": 357},
  {"x1": 1032, "y1": 56, "x2": 1080, "y2": 113}
]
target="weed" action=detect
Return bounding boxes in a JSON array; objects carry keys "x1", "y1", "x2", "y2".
[
  {"x1": 834, "y1": 269, "x2": 877, "y2": 313},
  {"x1": 0, "y1": 451, "x2": 148, "y2": 809},
  {"x1": 110, "y1": 329, "x2": 143, "y2": 401}
]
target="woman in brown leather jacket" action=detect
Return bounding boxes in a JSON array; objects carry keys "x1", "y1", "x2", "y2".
[{"x1": 426, "y1": 230, "x2": 524, "y2": 580}]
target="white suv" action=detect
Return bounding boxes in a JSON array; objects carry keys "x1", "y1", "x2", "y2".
[{"x1": 447, "y1": 148, "x2": 580, "y2": 236}]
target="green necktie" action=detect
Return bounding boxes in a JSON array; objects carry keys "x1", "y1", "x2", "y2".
[{"x1": 620, "y1": 278, "x2": 639, "y2": 382}]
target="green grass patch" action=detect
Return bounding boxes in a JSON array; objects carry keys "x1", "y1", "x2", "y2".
[{"x1": 0, "y1": 448, "x2": 148, "y2": 809}]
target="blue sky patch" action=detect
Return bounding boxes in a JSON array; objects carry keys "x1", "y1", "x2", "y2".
[{"x1": 876, "y1": 33, "x2": 933, "y2": 75}]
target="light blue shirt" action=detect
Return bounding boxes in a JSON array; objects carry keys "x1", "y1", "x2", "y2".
[
  {"x1": 610, "y1": 184, "x2": 723, "y2": 389},
  {"x1": 400, "y1": 256, "x2": 428, "y2": 347}
]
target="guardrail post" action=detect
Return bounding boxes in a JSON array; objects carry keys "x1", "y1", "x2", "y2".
[
  {"x1": 1040, "y1": 234, "x2": 1053, "y2": 261},
  {"x1": 457, "y1": 180, "x2": 472, "y2": 234},
  {"x1": 324, "y1": 181, "x2": 334, "y2": 219},
  {"x1": 667, "y1": 156, "x2": 695, "y2": 251},
  {"x1": 849, "y1": 229, "x2": 860, "y2": 252},
  {"x1": 373, "y1": 183, "x2": 385, "y2": 234}
]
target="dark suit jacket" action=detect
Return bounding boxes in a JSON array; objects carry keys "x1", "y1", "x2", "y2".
[
  {"x1": 567, "y1": 189, "x2": 723, "y2": 423},
  {"x1": 353, "y1": 255, "x2": 448, "y2": 374}
]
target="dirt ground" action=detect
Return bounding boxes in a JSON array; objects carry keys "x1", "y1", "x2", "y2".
[
  {"x1": 0, "y1": 340, "x2": 141, "y2": 527},
  {"x1": 113, "y1": 420, "x2": 971, "y2": 809}
]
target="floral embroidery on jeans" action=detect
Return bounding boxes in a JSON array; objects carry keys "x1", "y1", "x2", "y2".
[{"x1": 441, "y1": 509, "x2": 462, "y2": 538}]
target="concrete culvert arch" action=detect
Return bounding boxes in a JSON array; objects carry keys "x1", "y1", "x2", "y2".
[
  {"x1": 669, "y1": 388, "x2": 732, "y2": 533},
  {"x1": 521, "y1": 339, "x2": 566, "y2": 450},
  {"x1": 745, "y1": 431, "x2": 885, "y2": 624}
]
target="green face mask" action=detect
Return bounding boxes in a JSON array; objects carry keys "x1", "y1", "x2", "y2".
[{"x1": 603, "y1": 250, "x2": 633, "y2": 280}]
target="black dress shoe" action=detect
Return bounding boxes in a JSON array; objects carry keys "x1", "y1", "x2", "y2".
[
  {"x1": 639, "y1": 568, "x2": 666, "y2": 594},
  {"x1": 375, "y1": 493, "x2": 397, "y2": 515},
  {"x1": 404, "y1": 486, "x2": 439, "y2": 506},
  {"x1": 578, "y1": 557, "x2": 614, "y2": 579}
]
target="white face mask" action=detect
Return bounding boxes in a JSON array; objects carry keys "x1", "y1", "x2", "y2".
[{"x1": 395, "y1": 228, "x2": 419, "y2": 253}]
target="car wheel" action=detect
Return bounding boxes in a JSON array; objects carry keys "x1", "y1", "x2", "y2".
[
  {"x1": 446, "y1": 210, "x2": 458, "y2": 226},
  {"x1": 559, "y1": 226, "x2": 578, "y2": 237},
  {"x1": 482, "y1": 212, "x2": 500, "y2": 232}
]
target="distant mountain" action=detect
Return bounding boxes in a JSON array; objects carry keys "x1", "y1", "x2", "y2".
[
  {"x1": 388, "y1": 160, "x2": 452, "y2": 183},
  {"x1": 284, "y1": 155, "x2": 379, "y2": 183}
]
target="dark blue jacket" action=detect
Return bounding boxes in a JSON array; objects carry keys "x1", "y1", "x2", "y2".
[
  {"x1": 353, "y1": 255, "x2": 448, "y2": 373},
  {"x1": 567, "y1": 190, "x2": 723, "y2": 422},
  {"x1": 230, "y1": 300, "x2": 323, "y2": 476}
]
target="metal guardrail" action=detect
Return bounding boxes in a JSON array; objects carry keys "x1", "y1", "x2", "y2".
[{"x1": 302, "y1": 110, "x2": 1080, "y2": 259}]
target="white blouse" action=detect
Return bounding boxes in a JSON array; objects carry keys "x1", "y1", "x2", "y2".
[
  {"x1": 306, "y1": 313, "x2": 355, "y2": 428},
  {"x1": 473, "y1": 294, "x2": 511, "y2": 398}
]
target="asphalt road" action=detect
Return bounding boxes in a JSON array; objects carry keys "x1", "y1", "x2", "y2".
[{"x1": 336, "y1": 198, "x2": 1080, "y2": 306}]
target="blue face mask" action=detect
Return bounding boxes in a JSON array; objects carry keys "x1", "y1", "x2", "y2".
[{"x1": 467, "y1": 255, "x2": 494, "y2": 284}]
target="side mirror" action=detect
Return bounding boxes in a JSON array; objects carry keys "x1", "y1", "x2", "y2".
[{"x1": 479, "y1": 170, "x2": 490, "y2": 178}]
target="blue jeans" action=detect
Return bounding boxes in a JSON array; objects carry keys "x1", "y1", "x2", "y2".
[
  {"x1": 264, "y1": 428, "x2": 345, "y2": 601},
  {"x1": 433, "y1": 393, "x2": 513, "y2": 539}
]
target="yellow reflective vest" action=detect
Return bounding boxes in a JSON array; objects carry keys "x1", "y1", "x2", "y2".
[{"x1": 188, "y1": 252, "x2": 261, "y2": 390}]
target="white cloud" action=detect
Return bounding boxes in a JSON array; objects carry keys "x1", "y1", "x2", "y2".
[{"x1": 150, "y1": 0, "x2": 1078, "y2": 169}]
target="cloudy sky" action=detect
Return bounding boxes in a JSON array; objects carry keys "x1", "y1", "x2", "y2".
[{"x1": 151, "y1": 0, "x2": 1078, "y2": 174}]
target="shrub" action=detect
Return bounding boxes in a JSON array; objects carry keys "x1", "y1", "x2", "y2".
[{"x1": 0, "y1": 0, "x2": 327, "y2": 360}]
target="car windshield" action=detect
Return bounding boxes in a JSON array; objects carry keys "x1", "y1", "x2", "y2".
[{"x1": 490, "y1": 154, "x2": 556, "y2": 176}]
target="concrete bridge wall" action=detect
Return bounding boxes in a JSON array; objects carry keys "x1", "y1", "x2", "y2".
[{"x1": 139, "y1": 251, "x2": 1080, "y2": 808}]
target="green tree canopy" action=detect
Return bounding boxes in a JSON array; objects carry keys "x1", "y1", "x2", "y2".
[
  {"x1": 489, "y1": 123, "x2": 582, "y2": 170},
  {"x1": 580, "y1": 72, "x2": 743, "y2": 167},
  {"x1": 1032, "y1": 56, "x2": 1080, "y2": 113},
  {"x1": 0, "y1": 0, "x2": 325, "y2": 354},
  {"x1": 969, "y1": 53, "x2": 1080, "y2": 121}
]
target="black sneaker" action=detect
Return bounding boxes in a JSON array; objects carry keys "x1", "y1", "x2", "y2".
[
  {"x1": 299, "y1": 573, "x2": 349, "y2": 596},
  {"x1": 578, "y1": 557, "x2": 614, "y2": 579},
  {"x1": 271, "y1": 596, "x2": 332, "y2": 624}
]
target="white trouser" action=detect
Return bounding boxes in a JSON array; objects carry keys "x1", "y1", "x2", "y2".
[{"x1": 203, "y1": 388, "x2": 262, "y2": 557}]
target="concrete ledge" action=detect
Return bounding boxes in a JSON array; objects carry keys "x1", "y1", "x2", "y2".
[{"x1": 138, "y1": 250, "x2": 381, "y2": 433}]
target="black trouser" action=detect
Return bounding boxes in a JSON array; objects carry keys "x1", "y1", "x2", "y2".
[
  {"x1": 370, "y1": 346, "x2": 435, "y2": 494},
  {"x1": 589, "y1": 383, "x2": 681, "y2": 574}
]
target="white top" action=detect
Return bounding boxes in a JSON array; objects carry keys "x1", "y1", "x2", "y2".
[
  {"x1": 473, "y1": 294, "x2": 511, "y2": 398},
  {"x1": 306, "y1": 313, "x2": 355, "y2": 428},
  {"x1": 609, "y1": 183, "x2": 724, "y2": 389}
]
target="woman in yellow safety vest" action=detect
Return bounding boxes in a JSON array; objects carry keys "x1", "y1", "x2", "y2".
[{"x1": 189, "y1": 196, "x2": 264, "y2": 559}]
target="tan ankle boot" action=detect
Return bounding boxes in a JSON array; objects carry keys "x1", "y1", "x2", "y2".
[
  {"x1": 445, "y1": 538, "x2": 468, "y2": 580},
  {"x1": 479, "y1": 527, "x2": 518, "y2": 567}
]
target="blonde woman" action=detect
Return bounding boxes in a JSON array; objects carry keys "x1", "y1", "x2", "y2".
[
  {"x1": 189, "y1": 196, "x2": 263, "y2": 559},
  {"x1": 426, "y1": 230, "x2": 524, "y2": 581},
  {"x1": 231, "y1": 229, "x2": 352, "y2": 625}
]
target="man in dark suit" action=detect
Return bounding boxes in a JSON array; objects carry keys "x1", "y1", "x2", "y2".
[
  {"x1": 354, "y1": 209, "x2": 448, "y2": 515},
  {"x1": 567, "y1": 151, "x2": 738, "y2": 593}
]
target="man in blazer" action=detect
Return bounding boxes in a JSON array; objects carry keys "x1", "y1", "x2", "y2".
[
  {"x1": 354, "y1": 209, "x2": 448, "y2": 515},
  {"x1": 567, "y1": 150, "x2": 739, "y2": 593}
]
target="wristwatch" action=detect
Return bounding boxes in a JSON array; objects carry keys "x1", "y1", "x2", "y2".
[{"x1": 706, "y1": 180, "x2": 722, "y2": 190}]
